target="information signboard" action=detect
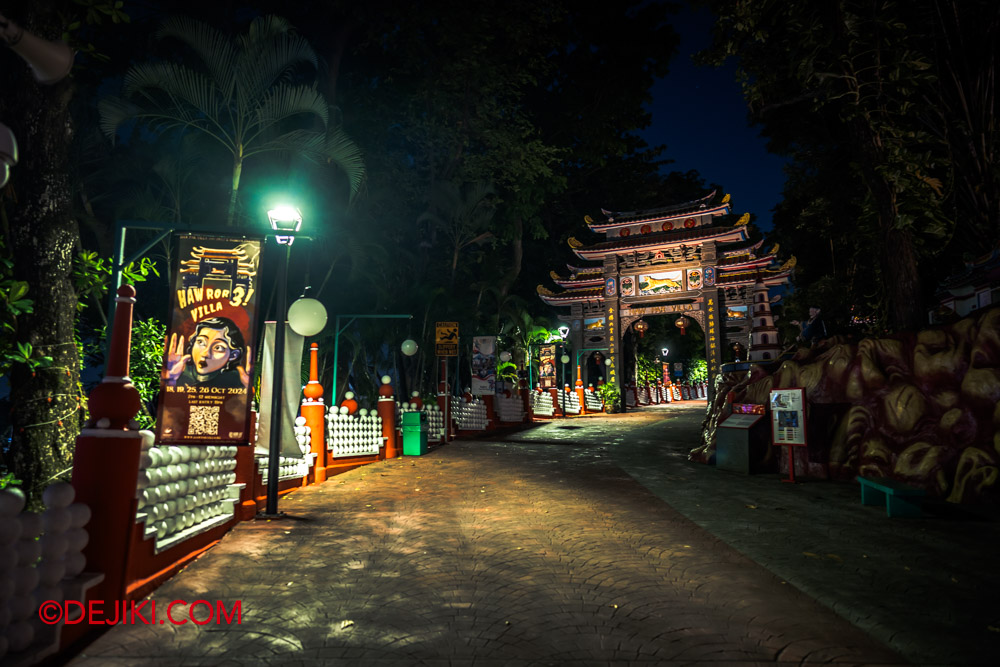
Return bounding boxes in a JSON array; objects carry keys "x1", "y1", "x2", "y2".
[
  {"x1": 769, "y1": 388, "x2": 807, "y2": 446},
  {"x1": 719, "y1": 413, "x2": 763, "y2": 430},
  {"x1": 435, "y1": 321, "x2": 458, "y2": 356}
]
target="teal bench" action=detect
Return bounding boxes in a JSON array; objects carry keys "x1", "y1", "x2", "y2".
[{"x1": 857, "y1": 476, "x2": 926, "y2": 518}]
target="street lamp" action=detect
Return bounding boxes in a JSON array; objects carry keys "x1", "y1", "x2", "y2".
[
  {"x1": 558, "y1": 326, "x2": 570, "y2": 416},
  {"x1": 560, "y1": 353, "x2": 570, "y2": 415},
  {"x1": 268, "y1": 205, "x2": 302, "y2": 245},
  {"x1": 261, "y1": 205, "x2": 302, "y2": 517},
  {"x1": 661, "y1": 347, "x2": 669, "y2": 357}
]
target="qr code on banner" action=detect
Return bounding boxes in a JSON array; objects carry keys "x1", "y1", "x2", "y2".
[{"x1": 189, "y1": 405, "x2": 220, "y2": 436}]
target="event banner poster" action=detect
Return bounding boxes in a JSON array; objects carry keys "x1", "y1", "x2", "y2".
[
  {"x1": 156, "y1": 236, "x2": 262, "y2": 443},
  {"x1": 471, "y1": 335, "x2": 497, "y2": 395},
  {"x1": 539, "y1": 344, "x2": 556, "y2": 389}
]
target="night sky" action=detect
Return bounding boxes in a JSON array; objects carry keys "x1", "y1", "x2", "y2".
[{"x1": 640, "y1": 2, "x2": 788, "y2": 232}]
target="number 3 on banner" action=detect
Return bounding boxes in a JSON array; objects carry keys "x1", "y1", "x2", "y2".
[{"x1": 229, "y1": 285, "x2": 254, "y2": 308}]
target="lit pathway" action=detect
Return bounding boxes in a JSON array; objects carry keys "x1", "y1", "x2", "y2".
[{"x1": 70, "y1": 404, "x2": 910, "y2": 665}]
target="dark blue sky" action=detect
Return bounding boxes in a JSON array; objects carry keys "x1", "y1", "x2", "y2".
[{"x1": 639, "y1": 2, "x2": 788, "y2": 231}]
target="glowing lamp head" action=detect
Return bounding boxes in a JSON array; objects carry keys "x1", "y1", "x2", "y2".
[
  {"x1": 401, "y1": 339, "x2": 418, "y2": 356},
  {"x1": 557, "y1": 325, "x2": 570, "y2": 339},
  {"x1": 633, "y1": 319, "x2": 649, "y2": 338},
  {"x1": 661, "y1": 347, "x2": 669, "y2": 357},
  {"x1": 267, "y1": 205, "x2": 302, "y2": 245},
  {"x1": 499, "y1": 351, "x2": 512, "y2": 363}
]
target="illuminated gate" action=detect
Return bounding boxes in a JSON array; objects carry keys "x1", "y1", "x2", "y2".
[{"x1": 538, "y1": 191, "x2": 793, "y2": 396}]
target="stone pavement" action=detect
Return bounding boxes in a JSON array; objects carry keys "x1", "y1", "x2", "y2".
[
  {"x1": 67, "y1": 403, "x2": 997, "y2": 666},
  {"x1": 500, "y1": 403, "x2": 1000, "y2": 666}
]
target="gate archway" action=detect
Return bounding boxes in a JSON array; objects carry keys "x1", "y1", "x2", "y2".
[{"x1": 538, "y1": 191, "x2": 793, "y2": 403}]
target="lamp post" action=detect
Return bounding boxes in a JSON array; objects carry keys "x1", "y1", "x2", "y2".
[
  {"x1": 262, "y1": 205, "x2": 302, "y2": 518},
  {"x1": 558, "y1": 325, "x2": 570, "y2": 416},
  {"x1": 559, "y1": 353, "x2": 570, "y2": 416},
  {"x1": 526, "y1": 343, "x2": 536, "y2": 389}
]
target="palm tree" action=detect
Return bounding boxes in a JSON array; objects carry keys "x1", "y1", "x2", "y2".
[
  {"x1": 417, "y1": 181, "x2": 496, "y2": 289},
  {"x1": 504, "y1": 307, "x2": 552, "y2": 381},
  {"x1": 99, "y1": 15, "x2": 365, "y2": 226}
]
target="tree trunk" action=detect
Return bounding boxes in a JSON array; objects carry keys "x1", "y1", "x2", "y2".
[
  {"x1": 848, "y1": 118, "x2": 925, "y2": 332},
  {"x1": 1, "y1": 0, "x2": 82, "y2": 507},
  {"x1": 226, "y1": 156, "x2": 243, "y2": 226},
  {"x1": 884, "y1": 226, "x2": 924, "y2": 331}
]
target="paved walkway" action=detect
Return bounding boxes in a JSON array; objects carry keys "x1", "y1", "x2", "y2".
[{"x1": 69, "y1": 403, "x2": 999, "y2": 665}]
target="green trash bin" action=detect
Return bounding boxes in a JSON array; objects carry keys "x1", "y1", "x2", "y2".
[{"x1": 402, "y1": 411, "x2": 428, "y2": 455}]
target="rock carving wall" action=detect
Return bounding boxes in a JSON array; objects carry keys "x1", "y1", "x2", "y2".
[{"x1": 693, "y1": 306, "x2": 1000, "y2": 506}]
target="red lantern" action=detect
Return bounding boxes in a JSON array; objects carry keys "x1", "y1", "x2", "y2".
[
  {"x1": 675, "y1": 316, "x2": 690, "y2": 336},
  {"x1": 633, "y1": 319, "x2": 649, "y2": 338}
]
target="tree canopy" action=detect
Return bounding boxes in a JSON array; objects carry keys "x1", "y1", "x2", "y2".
[{"x1": 697, "y1": 0, "x2": 999, "y2": 332}]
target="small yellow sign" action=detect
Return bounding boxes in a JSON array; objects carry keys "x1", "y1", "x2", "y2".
[{"x1": 435, "y1": 321, "x2": 459, "y2": 356}]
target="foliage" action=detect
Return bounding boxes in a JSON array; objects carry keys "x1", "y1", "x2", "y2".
[
  {"x1": 698, "y1": 0, "x2": 999, "y2": 331},
  {"x1": 635, "y1": 355, "x2": 661, "y2": 385},
  {"x1": 417, "y1": 181, "x2": 498, "y2": 288},
  {"x1": 99, "y1": 14, "x2": 365, "y2": 226},
  {"x1": 126, "y1": 318, "x2": 167, "y2": 428},
  {"x1": 69, "y1": 3, "x2": 703, "y2": 407},
  {"x1": 0, "y1": 237, "x2": 53, "y2": 377},
  {"x1": 686, "y1": 359, "x2": 708, "y2": 385},
  {"x1": 496, "y1": 360, "x2": 518, "y2": 385},
  {"x1": 596, "y1": 382, "x2": 621, "y2": 413},
  {"x1": 72, "y1": 252, "x2": 159, "y2": 316},
  {"x1": 0, "y1": 471, "x2": 21, "y2": 490},
  {"x1": 82, "y1": 317, "x2": 167, "y2": 429}
]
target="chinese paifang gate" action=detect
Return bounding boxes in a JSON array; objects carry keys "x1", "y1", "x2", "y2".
[{"x1": 537, "y1": 190, "x2": 794, "y2": 396}]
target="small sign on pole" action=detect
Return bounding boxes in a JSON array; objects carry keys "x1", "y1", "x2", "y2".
[
  {"x1": 435, "y1": 321, "x2": 458, "y2": 356},
  {"x1": 769, "y1": 387, "x2": 807, "y2": 482}
]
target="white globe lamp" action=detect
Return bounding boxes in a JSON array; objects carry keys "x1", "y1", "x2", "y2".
[{"x1": 288, "y1": 297, "x2": 327, "y2": 336}]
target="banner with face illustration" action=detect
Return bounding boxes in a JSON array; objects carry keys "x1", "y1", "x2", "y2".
[
  {"x1": 539, "y1": 345, "x2": 557, "y2": 389},
  {"x1": 156, "y1": 236, "x2": 262, "y2": 443}
]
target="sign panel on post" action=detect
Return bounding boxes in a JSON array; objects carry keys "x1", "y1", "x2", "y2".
[
  {"x1": 769, "y1": 388, "x2": 807, "y2": 446},
  {"x1": 156, "y1": 236, "x2": 262, "y2": 443},
  {"x1": 770, "y1": 387, "x2": 807, "y2": 482},
  {"x1": 435, "y1": 321, "x2": 458, "y2": 356}
]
